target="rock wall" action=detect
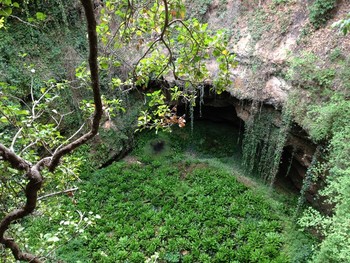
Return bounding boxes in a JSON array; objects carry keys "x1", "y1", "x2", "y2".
[
  {"x1": 198, "y1": 0, "x2": 350, "y2": 106},
  {"x1": 195, "y1": 89, "x2": 327, "y2": 209},
  {"x1": 183, "y1": 0, "x2": 350, "y2": 210}
]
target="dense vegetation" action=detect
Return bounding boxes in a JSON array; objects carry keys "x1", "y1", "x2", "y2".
[
  {"x1": 1, "y1": 0, "x2": 350, "y2": 262},
  {"x1": 285, "y1": 44, "x2": 350, "y2": 262},
  {"x1": 8, "y1": 123, "x2": 314, "y2": 262},
  {"x1": 309, "y1": 0, "x2": 337, "y2": 29}
]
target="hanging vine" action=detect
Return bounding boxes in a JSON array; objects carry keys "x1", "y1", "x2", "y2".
[
  {"x1": 269, "y1": 104, "x2": 292, "y2": 186},
  {"x1": 285, "y1": 146, "x2": 296, "y2": 178},
  {"x1": 242, "y1": 101, "x2": 291, "y2": 185},
  {"x1": 199, "y1": 84, "x2": 204, "y2": 118}
]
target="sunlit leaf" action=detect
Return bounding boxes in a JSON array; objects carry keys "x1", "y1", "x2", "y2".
[{"x1": 35, "y1": 12, "x2": 47, "y2": 21}]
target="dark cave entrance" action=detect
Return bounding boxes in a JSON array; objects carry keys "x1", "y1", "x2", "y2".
[
  {"x1": 275, "y1": 146, "x2": 304, "y2": 194},
  {"x1": 178, "y1": 99, "x2": 305, "y2": 195}
]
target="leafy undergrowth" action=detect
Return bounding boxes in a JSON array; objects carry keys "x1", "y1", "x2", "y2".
[
  {"x1": 59, "y1": 161, "x2": 288, "y2": 262},
  {"x1": 21, "y1": 122, "x2": 314, "y2": 262}
]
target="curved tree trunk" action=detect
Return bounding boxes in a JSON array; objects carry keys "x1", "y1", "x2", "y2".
[{"x1": 0, "y1": 0, "x2": 102, "y2": 261}]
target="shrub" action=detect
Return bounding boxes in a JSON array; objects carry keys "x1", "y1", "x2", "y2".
[
  {"x1": 298, "y1": 94, "x2": 350, "y2": 263},
  {"x1": 286, "y1": 52, "x2": 335, "y2": 91},
  {"x1": 309, "y1": 0, "x2": 337, "y2": 29}
]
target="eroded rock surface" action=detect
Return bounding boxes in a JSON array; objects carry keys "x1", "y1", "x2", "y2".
[{"x1": 198, "y1": 0, "x2": 350, "y2": 106}]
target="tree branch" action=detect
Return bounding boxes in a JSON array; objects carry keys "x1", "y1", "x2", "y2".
[
  {"x1": 0, "y1": 144, "x2": 30, "y2": 171},
  {"x1": 49, "y1": 0, "x2": 103, "y2": 171},
  {"x1": 0, "y1": 157, "x2": 49, "y2": 263},
  {"x1": 132, "y1": 0, "x2": 170, "y2": 79},
  {"x1": 10, "y1": 128, "x2": 23, "y2": 152},
  {"x1": 9, "y1": 15, "x2": 39, "y2": 28},
  {"x1": 38, "y1": 187, "x2": 79, "y2": 201},
  {"x1": 0, "y1": 0, "x2": 103, "y2": 261}
]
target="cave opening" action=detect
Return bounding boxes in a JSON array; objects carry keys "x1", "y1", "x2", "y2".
[
  {"x1": 275, "y1": 145, "x2": 303, "y2": 194},
  {"x1": 178, "y1": 100, "x2": 304, "y2": 195}
]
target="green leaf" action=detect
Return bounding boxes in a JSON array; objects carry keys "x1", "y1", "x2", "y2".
[
  {"x1": 47, "y1": 236, "x2": 60, "y2": 243},
  {"x1": 100, "y1": 61, "x2": 108, "y2": 70},
  {"x1": 222, "y1": 49, "x2": 229, "y2": 56},
  {"x1": 0, "y1": 17, "x2": 4, "y2": 29},
  {"x1": 3, "y1": 0, "x2": 12, "y2": 5},
  {"x1": 0, "y1": 116, "x2": 9, "y2": 123},
  {"x1": 0, "y1": 7, "x2": 12, "y2": 17},
  {"x1": 35, "y1": 12, "x2": 47, "y2": 21},
  {"x1": 18, "y1": 110, "x2": 29, "y2": 115}
]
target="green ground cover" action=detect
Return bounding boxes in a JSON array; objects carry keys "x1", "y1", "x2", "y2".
[{"x1": 21, "y1": 121, "x2": 314, "y2": 262}]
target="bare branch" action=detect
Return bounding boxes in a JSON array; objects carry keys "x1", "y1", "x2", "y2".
[
  {"x1": 57, "y1": 111, "x2": 74, "y2": 128},
  {"x1": 30, "y1": 77, "x2": 35, "y2": 118},
  {"x1": 37, "y1": 87, "x2": 55, "y2": 103},
  {"x1": 20, "y1": 139, "x2": 39, "y2": 155},
  {"x1": 38, "y1": 187, "x2": 79, "y2": 201},
  {"x1": 10, "y1": 128, "x2": 23, "y2": 152},
  {"x1": 30, "y1": 80, "x2": 56, "y2": 121},
  {"x1": 53, "y1": 123, "x2": 86, "y2": 155},
  {"x1": 9, "y1": 15, "x2": 39, "y2": 28},
  {"x1": 160, "y1": 0, "x2": 169, "y2": 39}
]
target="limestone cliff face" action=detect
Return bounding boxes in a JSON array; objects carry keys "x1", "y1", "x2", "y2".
[{"x1": 200, "y1": 0, "x2": 350, "y2": 106}]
